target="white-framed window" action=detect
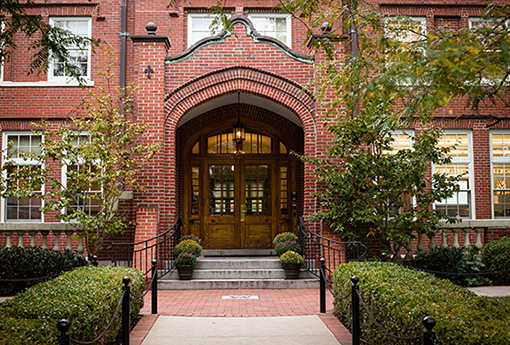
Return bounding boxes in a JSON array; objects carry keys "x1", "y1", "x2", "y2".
[
  {"x1": 381, "y1": 129, "x2": 413, "y2": 155},
  {"x1": 385, "y1": 16, "x2": 426, "y2": 42},
  {"x1": 381, "y1": 130, "x2": 414, "y2": 214},
  {"x1": 49, "y1": 17, "x2": 92, "y2": 81},
  {"x1": 61, "y1": 134, "x2": 100, "y2": 218},
  {"x1": 434, "y1": 131, "x2": 472, "y2": 218},
  {"x1": 1, "y1": 132, "x2": 43, "y2": 222},
  {"x1": 187, "y1": 13, "x2": 230, "y2": 47},
  {"x1": 248, "y1": 13, "x2": 292, "y2": 47},
  {"x1": 490, "y1": 131, "x2": 510, "y2": 218}
]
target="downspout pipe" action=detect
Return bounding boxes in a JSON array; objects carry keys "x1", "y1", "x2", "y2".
[
  {"x1": 347, "y1": 0, "x2": 359, "y2": 118},
  {"x1": 120, "y1": 0, "x2": 127, "y2": 99}
]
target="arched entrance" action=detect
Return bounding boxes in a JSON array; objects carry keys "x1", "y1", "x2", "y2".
[{"x1": 183, "y1": 118, "x2": 297, "y2": 249}]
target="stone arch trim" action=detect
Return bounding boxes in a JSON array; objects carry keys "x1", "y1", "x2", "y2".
[{"x1": 164, "y1": 66, "x2": 316, "y2": 131}]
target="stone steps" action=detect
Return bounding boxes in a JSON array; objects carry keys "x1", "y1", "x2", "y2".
[{"x1": 158, "y1": 256, "x2": 319, "y2": 290}]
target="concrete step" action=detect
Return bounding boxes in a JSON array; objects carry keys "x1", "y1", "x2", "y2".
[
  {"x1": 160, "y1": 267, "x2": 315, "y2": 280},
  {"x1": 203, "y1": 249, "x2": 276, "y2": 256},
  {"x1": 195, "y1": 257, "x2": 281, "y2": 269},
  {"x1": 157, "y1": 278, "x2": 319, "y2": 290},
  {"x1": 157, "y1": 255, "x2": 319, "y2": 289}
]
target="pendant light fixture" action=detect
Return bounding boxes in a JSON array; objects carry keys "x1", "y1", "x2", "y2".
[{"x1": 233, "y1": 92, "x2": 245, "y2": 144}]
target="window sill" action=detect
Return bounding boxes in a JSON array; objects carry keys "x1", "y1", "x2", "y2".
[
  {"x1": 0, "y1": 222, "x2": 82, "y2": 231},
  {"x1": 0, "y1": 80, "x2": 94, "y2": 87}
]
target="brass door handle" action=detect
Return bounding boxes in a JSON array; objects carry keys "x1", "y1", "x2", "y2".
[{"x1": 240, "y1": 204, "x2": 246, "y2": 222}]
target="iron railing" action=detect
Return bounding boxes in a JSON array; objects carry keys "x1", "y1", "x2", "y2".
[
  {"x1": 107, "y1": 218, "x2": 182, "y2": 279},
  {"x1": 298, "y1": 217, "x2": 367, "y2": 283}
]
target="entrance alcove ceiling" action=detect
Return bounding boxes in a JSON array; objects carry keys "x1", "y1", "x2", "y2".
[{"x1": 176, "y1": 93, "x2": 302, "y2": 128}]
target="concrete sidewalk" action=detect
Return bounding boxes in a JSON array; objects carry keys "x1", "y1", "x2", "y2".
[
  {"x1": 131, "y1": 289, "x2": 351, "y2": 345},
  {"x1": 130, "y1": 286, "x2": 510, "y2": 345},
  {"x1": 141, "y1": 315, "x2": 341, "y2": 345}
]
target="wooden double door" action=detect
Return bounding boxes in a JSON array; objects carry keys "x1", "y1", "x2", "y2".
[{"x1": 185, "y1": 157, "x2": 295, "y2": 249}]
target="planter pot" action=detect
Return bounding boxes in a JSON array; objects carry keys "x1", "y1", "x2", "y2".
[
  {"x1": 282, "y1": 264, "x2": 301, "y2": 279},
  {"x1": 177, "y1": 266, "x2": 194, "y2": 280}
]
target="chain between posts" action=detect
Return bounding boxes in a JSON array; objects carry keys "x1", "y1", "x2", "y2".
[
  {"x1": 319, "y1": 258, "x2": 438, "y2": 345},
  {"x1": 57, "y1": 276, "x2": 132, "y2": 345}
]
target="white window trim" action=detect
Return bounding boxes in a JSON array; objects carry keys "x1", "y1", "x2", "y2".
[
  {"x1": 385, "y1": 16, "x2": 426, "y2": 42},
  {"x1": 1, "y1": 131, "x2": 44, "y2": 223},
  {"x1": 490, "y1": 130, "x2": 510, "y2": 219},
  {"x1": 48, "y1": 17, "x2": 92, "y2": 82},
  {"x1": 247, "y1": 13, "x2": 292, "y2": 47},
  {"x1": 433, "y1": 130, "x2": 474, "y2": 219},
  {"x1": 60, "y1": 132, "x2": 101, "y2": 221},
  {"x1": 187, "y1": 13, "x2": 230, "y2": 48}
]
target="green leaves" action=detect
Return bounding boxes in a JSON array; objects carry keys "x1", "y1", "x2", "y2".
[
  {"x1": 0, "y1": 0, "x2": 99, "y2": 83},
  {"x1": 333, "y1": 262, "x2": 510, "y2": 344},
  {"x1": 0, "y1": 51, "x2": 161, "y2": 255}
]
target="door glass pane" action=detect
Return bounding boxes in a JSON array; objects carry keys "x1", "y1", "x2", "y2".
[
  {"x1": 280, "y1": 166, "x2": 288, "y2": 214},
  {"x1": 207, "y1": 133, "x2": 235, "y2": 154},
  {"x1": 244, "y1": 132, "x2": 273, "y2": 154},
  {"x1": 246, "y1": 165, "x2": 271, "y2": 216},
  {"x1": 209, "y1": 165, "x2": 234, "y2": 215},
  {"x1": 191, "y1": 166, "x2": 200, "y2": 215}
]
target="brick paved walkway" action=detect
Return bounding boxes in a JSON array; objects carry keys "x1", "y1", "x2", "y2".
[{"x1": 132, "y1": 289, "x2": 352, "y2": 345}]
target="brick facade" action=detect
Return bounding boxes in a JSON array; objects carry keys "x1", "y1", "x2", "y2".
[{"x1": 0, "y1": 0, "x2": 509, "y2": 256}]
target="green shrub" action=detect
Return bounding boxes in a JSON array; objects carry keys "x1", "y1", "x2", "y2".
[
  {"x1": 174, "y1": 239, "x2": 202, "y2": 258},
  {"x1": 275, "y1": 240, "x2": 301, "y2": 256},
  {"x1": 482, "y1": 237, "x2": 510, "y2": 285},
  {"x1": 273, "y1": 232, "x2": 298, "y2": 245},
  {"x1": 180, "y1": 235, "x2": 201, "y2": 245},
  {"x1": 279, "y1": 251, "x2": 304, "y2": 266},
  {"x1": 333, "y1": 261, "x2": 510, "y2": 345},
  {"x1": 0, "y1": 246, "x2": 88, "y2": 296},
  {"x1": 403, "y1": 246, "x2": 490, "y2": 286},
  {"x1": 0, "y1": 265, "x2": 144, "y2": 345},
  {"x1": 175, "y1": 252, "x2": 197, "y2": 267}
]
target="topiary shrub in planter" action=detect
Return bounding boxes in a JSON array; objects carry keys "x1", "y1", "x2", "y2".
[
  {"x1": 333, "y1": 261, "x2": 510, "y2": 345},
  {"x1": 174, "y1": 239, "x2": 203, "y2": 258},
  {"x1": 279, "y1": 250, "x2": 304, "y2": 280},
  {"x1": 0, "y1": 246, "x2": 88, "y2": 296},
  {"x1": 0, "y1": 265, "x2": 144, "y2": 345},
  {"x1": 180, "y1": 235, "x2": 201, "y2": 245},
  {"x1": 275, "y1": 240, "x2": 302, "y2": 256},
  {"x1": 273, "y1": 232, "x2": 299, "y2": 245},
  {"x1": 175, "y1": 252, "x2": 197, "y2": 268},
  {"x1": 482, "y1": 237, "x2": 510, "y2": 285}
]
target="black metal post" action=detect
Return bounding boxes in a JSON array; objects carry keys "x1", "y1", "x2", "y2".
[
  {"x1": 151, "y1": 259, "x2": 158, "y2": 314},
  {"x1": 320, "y1": 258, "x2": 326, "y2": 313},
  {"x1": 92, "y1": 255, "x2": 98, "y2": 267},
  {"x1": 57, "y1": 319, "x2": 71, "y2": 345},
  {"x1": 381, "y1": 252, "x2": 388, "y2": 262},
  {"x1": 422, "y1": 316, "x2": 437, "y2": 345},
  {"x1": 351, "y1": 276, "x2": 360, "y2": 345},
  {"x1": 122, "y1": 276, "x2": 131, "y2": 345}
]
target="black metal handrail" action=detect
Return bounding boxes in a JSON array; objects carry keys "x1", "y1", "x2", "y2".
[
  {"x1": 298, "y1": 217, "x2": 367, "y2": 283},
  {"x1": 106, "y1": 218, "x2": 182, "y2": 279}
]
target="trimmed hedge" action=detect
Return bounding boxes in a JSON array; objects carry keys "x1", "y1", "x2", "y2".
[
  {"x1": 0, "y1": 246, "x2": 88, "y2": 296},
  {"x1": 333, "y1": 261, "x2": 510, "y2": 345},
  {"x1": 482, "y1": 237, "x2": 510, "y2": 285},
  {"x1": 0, "y1": 266, "x2": 144, "y2": 345},
  {"x1": 403, "y1": 246, "x2": 490, "y2": 287}
]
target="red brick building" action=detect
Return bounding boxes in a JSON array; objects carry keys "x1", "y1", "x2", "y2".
[{"x1": 0, "y1": 0, "x2": 509, "y2": 256}]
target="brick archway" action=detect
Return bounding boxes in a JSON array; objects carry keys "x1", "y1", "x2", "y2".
[{"x1": 162, "y1": 66, "x2": 318, "y2": 230}]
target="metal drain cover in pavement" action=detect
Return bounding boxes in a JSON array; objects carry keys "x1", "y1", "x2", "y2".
[{"x1": 221, "y1": 295, "x2": 259, "y2": 299}]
